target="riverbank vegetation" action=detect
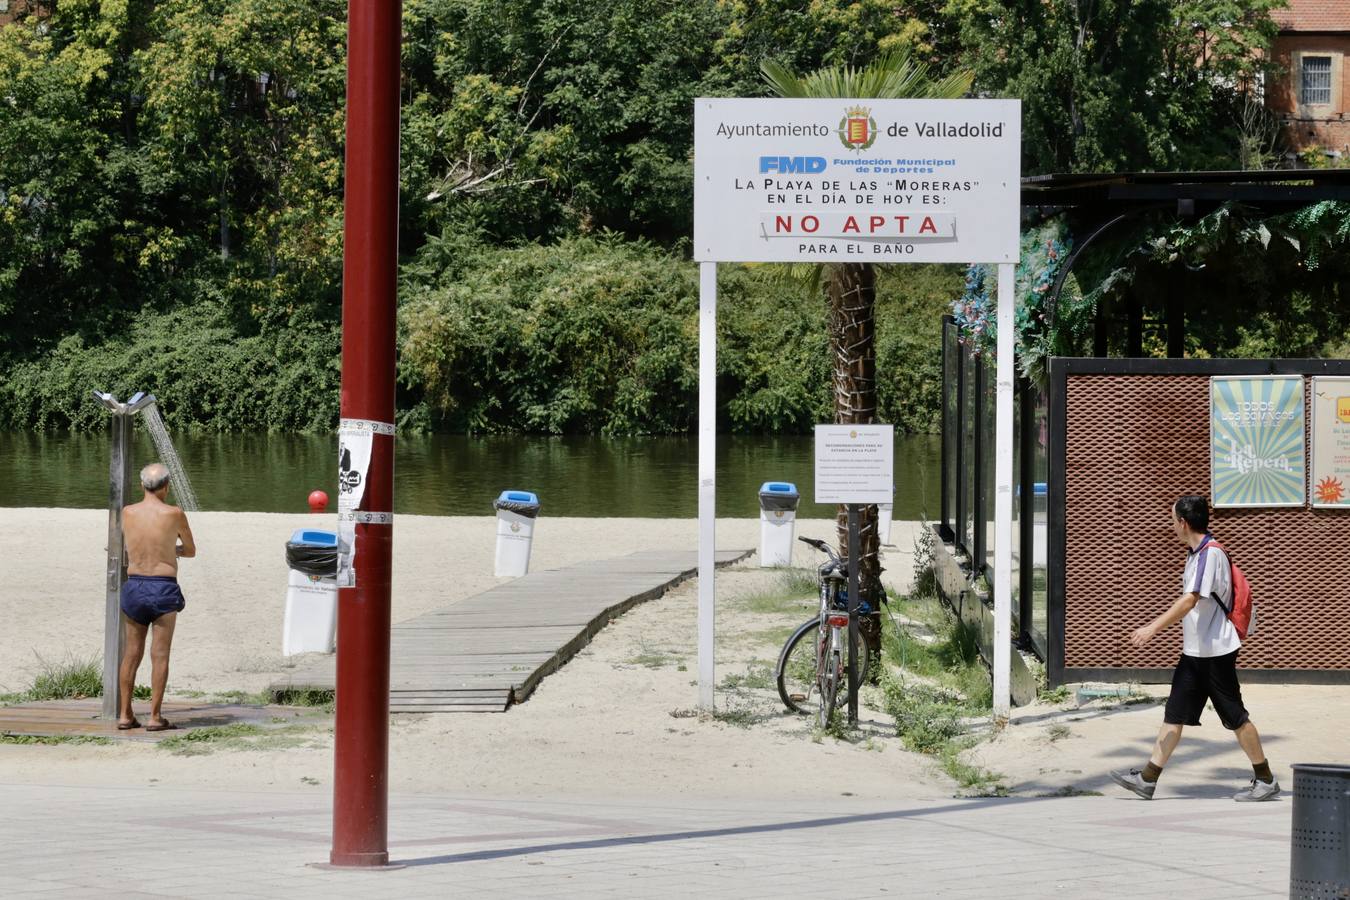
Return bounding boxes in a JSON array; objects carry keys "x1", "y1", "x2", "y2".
[{"x1": 0, "y1": 0, "x2": 1326, "y2": 434}]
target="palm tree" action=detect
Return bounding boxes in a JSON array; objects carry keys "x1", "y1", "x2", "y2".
[{"x1": 761, "y1": 54, "x2": 973, "y2": 643}]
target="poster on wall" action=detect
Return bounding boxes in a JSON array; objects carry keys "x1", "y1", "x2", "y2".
[
  {"x1": 1311, "y1": 376, "x2": 1350, "y2": 507},
  {"x1": 1210, "y1": 375, "x2": 1305, "y2": 508}
]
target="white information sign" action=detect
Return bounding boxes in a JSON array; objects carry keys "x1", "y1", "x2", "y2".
[
  {"x1": 694, "y1": 97, "x2": 1021, "y2": 263},
  {"x1": 814, "y1": 424, "x2": 895, "y2": 504}
]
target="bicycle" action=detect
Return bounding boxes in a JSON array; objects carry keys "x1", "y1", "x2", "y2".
[{"x1": 775, "y1": 536, "x2": 871, "y2": 727}]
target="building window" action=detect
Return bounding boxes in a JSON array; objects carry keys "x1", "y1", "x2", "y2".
[{"x1": 1302, "y1": 56, "x2": 1333, "y2": 106}]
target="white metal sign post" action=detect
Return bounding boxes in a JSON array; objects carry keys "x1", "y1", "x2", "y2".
[{"x1": 693, "y1": 98, "x2": 1020, "y2": 717}]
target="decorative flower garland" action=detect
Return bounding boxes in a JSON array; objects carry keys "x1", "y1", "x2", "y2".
[{"x1": 951, "y1": 217, "x2": 1073, "y2": 383}]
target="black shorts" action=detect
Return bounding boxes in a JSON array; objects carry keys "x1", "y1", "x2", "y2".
[
  {"x1": 1164, "y1": 650, "x2": 1249, "y2": 730},
  {"x1": 120, "y1": 575, "x2": 186, "y2": 626}
]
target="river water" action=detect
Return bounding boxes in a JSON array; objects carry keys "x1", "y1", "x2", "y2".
[{"x1": 0, "y1": 430, "x2": 940, "y2": 519}]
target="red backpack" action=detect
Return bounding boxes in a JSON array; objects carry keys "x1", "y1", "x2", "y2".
[{"x1": 1203, "y1": 540, "x2": 1255, "y2": 640}]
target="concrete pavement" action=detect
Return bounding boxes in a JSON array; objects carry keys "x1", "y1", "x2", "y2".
[{"x1": 0, "y1": 782, "x2": 1289, "y2": 898}]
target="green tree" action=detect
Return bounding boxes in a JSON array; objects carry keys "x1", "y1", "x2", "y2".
[
  {"x1": 760, "y1": 52, "x2": 972, "y2": 615},
  {"x1": 957, "y1": 0, "x2": 1285, "y2": 174}
]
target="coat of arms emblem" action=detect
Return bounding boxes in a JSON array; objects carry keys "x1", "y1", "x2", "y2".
[{"x1": 838, "y1": 105, "x2": 878, "y2": 152}]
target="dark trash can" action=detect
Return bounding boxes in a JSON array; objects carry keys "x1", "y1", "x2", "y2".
[{"x1": 1291, "y1": 763, "x2": 1350, "y2": 900}]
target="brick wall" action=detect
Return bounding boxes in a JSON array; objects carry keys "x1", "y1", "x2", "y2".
[
  {"x1": 1268, "y1": 35, "x2": 1350, "y2": 153},
  {"x1": 1062, "y1": 373, "x2": 1350, "y2": 675}
]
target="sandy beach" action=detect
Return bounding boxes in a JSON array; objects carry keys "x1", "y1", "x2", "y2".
[
  {"x1": 0, "y1": 509, "x2": 919, "y2": 696},
  {"x1": 4, "y1": 508, "x2": 1343, "y2": 804}
]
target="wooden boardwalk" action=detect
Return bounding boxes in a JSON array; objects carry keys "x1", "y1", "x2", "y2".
[{"x1": 269, "y1": 548, "x2": 752, "y2": 713}]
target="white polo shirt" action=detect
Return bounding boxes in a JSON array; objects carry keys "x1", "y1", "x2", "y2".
[{"x1": 1180, "y1": 537, "x2": 1241, "y2": 658}]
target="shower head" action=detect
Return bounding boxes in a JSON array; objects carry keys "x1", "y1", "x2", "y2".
[
  {"x1": 91, "y1": 390, "x2": 124, "y2": 413},
  {"x1": 125, "y1": 392, "x2": 157, "y2": 414},
  {"x1": 91, "y1": 390, "x2": 157, "y2": 416}
]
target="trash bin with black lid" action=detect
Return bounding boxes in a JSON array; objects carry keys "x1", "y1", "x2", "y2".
[
  {"x1": 283, "y1": 529, "x2": 342, "y2": 656},
  {"x1": 1290, "y1": 763, "x2": 1350, "y2": 899},
  {"x1": 758, "y1": 482, "x2": 799, "y2": 567},
  {"x1": 494, "y1": 490, "x2": 540, "y2": 576}
]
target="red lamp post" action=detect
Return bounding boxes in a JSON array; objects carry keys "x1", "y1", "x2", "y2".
[{"x1": 330, "y1": 0, "x2": 401, "y2": 868}]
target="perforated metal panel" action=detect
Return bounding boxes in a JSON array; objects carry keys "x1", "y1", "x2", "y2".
[{"x1": 1064, "y1": 374, "x2": 1350, "y2": 673}]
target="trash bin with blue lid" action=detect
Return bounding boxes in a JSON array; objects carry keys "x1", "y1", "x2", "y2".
[
  {"x1": 282, "y1": 529, "x2": 342, "y2": 656},
  {"x1": 494, "y1": 490, "x2": 540, "y2": 576},
  {"x1": 758, "y1": 482, "x2": 800, "y2": 567}
]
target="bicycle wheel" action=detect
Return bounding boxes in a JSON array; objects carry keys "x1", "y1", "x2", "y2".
[
  {"x1": 776, "y1": 617, "x2": 823, "y2": 715},
  {"x1": 818, "y1": 643, "x2": 841, "y2": 729}
]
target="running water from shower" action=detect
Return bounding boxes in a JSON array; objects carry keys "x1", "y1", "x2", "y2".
[{"x1": 140, "y1": 402, "x2": 200, "y2": 511}]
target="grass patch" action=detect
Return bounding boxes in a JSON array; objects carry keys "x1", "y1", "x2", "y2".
[
  {"x1": 718, "y1": 663, "x2": 775, "y2": 693},
  {"x1": 738, "y1": 569, "x2": 819, "y2": 615},
  {"x1": 157, "y1": 722, "x2": 325, "y2": 756},
  {"x1": 1047, "y1": 723, "x2": 1072, "y2": 742},
  {"x1": 29, "y1": 654, "x2": 102, "y2": 700},
  {"x1": 9, "y1": 654, "x2": 152, "y2": 704},
  {"x1": 742, "y1": 624, "x2": 800, "y2": 649},
  {"x1": 271, "y1": 689, "x2": 335, "y2": 710},
  {"x1": 709, "y1": 704, "x2": 767, "y2": 729},
  {"x1": 882, "y1": 678, "x2": 970, "y2": 754},
  {"x1": 938, "y1": 741, "x2": 1007, "y2": 796},
  {"x1": 882, "y1": 598, "x2": 991, "y2": 708},
  {"x1": 1039, "y1": 685, "x2": 1072, "y2": 704},
  {"x1": 627, "y1": 650, "x2": 678, "y2": 669},
  {"x1": 0, "y1": 733, "x2": 114, "y2": 746},
  {"x1": 880, "y1": 670, "x2": 1006, "y2": 795},
  {"x1": 624, "y1": 636, "x2": 681, "y2": 669}
]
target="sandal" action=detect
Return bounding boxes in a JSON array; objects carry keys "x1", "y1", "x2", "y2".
[
  {"x1": 144, "y1": 719, "x2": 177, "y2": 732},
  {"x1": 116, "y1": 719, "x2": 142, "y2": 730}
]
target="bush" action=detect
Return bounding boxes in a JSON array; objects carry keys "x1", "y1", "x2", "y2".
[
  {"x1": 0, "y1": 305, "x2": 340, "y2": 433},
  {"x1": 881, "y1": 676, "x2": 969, "y2": 754}
]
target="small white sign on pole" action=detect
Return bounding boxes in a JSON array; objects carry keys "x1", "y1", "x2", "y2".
[
  {"x1": 695, "y1": 98, "x2": 1020, "y2": 264},
  {"x1": 814, "y1": 424, "x2": 895, "y2": 505}
]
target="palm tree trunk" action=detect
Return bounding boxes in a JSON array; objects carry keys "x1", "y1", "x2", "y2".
[{"x1": 826, "y1": 262, "x2": 884, "y2": 659}]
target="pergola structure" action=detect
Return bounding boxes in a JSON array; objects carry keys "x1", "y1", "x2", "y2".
[
  {"x1": 1025, "y1": 169, "x2": 1350, "y2": 357},
  {"x1": 937, "y1": 169, "x2": 1350, "y2": 691}
]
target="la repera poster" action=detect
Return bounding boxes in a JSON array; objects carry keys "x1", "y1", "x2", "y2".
[
  {"x1": 1210, "y1": 376, "x2": 1305, "y2": 508},
  {"x1": 1311, "y1": 376, "x2": 1350, "y2": 507}
]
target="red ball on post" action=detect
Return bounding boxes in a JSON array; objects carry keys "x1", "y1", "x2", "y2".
[{"x1": 308, "y1": 490, "x2": 329, "y2": 513}]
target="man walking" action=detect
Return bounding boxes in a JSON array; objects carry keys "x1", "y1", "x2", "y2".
[
  {"x1": 117, "y1": 462, "x2": 195, "y2": 731},
  {"x1": 1109, "y1": 495, "x2": 1279, "y2": 801}
]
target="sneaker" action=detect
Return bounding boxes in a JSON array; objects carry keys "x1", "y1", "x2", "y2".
[
  {"x1": 1109, "y1": 768, "x2": 1157, "y2": 800},
  {"x1": 1234, "y1": 778, "x2": 1281, "y2": 802}
]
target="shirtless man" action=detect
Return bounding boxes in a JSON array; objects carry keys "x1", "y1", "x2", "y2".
[{"x1": 117, "y1": 462, "x2": 195, "y2": 731}]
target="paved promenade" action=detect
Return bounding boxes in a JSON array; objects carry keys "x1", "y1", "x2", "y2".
[{"x1": 0, "y1": 782, "x2": 1288, "y2": 898}]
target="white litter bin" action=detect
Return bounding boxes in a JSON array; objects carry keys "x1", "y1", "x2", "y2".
[
  {"x1": 878, "y1": 490, "x2": 894, "y2": 546},
  {"x1": 758, "y1": 482, "x2": 799, "y2": 567},
  {"x1": 282, "y1": 530, "x2": 340, "y2": 656},
  {"x1": 494, "y1": 490, "x2": 540, "y2": 577}
]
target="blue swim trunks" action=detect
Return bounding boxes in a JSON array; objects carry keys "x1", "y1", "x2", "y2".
[{"x1": 120, "y1": 575, "x2": 186, "y2": 626}]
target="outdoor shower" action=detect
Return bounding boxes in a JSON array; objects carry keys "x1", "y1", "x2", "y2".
[{"x1": 91, "y1": 390, "x2": 198, "y2": 720}]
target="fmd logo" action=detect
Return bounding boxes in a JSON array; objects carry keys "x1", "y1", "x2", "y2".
[{"x1": 759, "y1": 156, "x2": 827, "y2": 174}]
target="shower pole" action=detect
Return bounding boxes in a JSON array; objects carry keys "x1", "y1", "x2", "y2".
[
  {"x1": 91, "y1": 391, "x2": 156, "y2": 720},
  {"x1": 330, "y1": 0, "x2": 400, "y2": 868}
]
